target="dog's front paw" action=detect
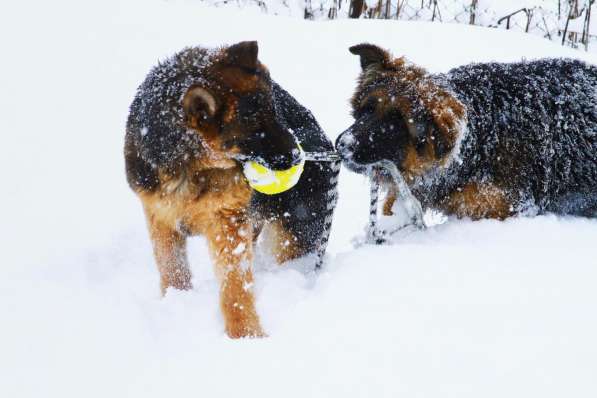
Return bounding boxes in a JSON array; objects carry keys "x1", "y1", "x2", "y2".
[
  {"x1": 225, "y1": 316, "x2": 267, "y2": 339},
  {"x1": 160, "y1": 273, "x2": 193, "y2": 296}
]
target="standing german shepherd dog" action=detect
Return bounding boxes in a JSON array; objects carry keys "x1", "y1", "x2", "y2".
[
  {"x1": 337, "y1": 44, "x2": 597, "y2": 220},
  {"x1": 125, "y1": 42, "x2": 337, "y2": 338}
]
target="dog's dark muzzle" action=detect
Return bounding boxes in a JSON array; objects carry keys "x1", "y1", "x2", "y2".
[
  {"x1": 263, "y1": 148, "x2": 303, "y2": 170},
  {"x1": 237, "y1": 132, "x2": 302, "y2": 170},
  {"x1": 335, "y1": 128, "x2": 369, "y2": 173},
  {"x1": 335, "y1": 129, "x2": 354, "y2": 159}
]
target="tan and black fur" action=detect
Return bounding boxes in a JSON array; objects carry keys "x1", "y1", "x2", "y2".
[
  {"x1": 125, "y1": 42, "x2": 337, "y2": 338},
  {"x1": 337, "y1": 43, "x2": 597, "y2": 220}
]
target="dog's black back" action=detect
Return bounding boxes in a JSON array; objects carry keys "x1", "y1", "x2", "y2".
[{"x1": 448, "y1": 59, "x2": 597, "y2": 215}]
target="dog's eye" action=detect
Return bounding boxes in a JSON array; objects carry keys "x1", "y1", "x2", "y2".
[
  {"x1": 238, "y1": 95, "x2": 259, "y2": 119},
  {"x1": 360, "y1": 98, "x2": 378, "y2": 115}
]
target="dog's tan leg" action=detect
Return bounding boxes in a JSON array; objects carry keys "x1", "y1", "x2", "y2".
[
  {"x1": 147, "y1": 218, "x2": 193, "y2": 295},
  {"x1": 382, "y1": 184, "x2": 398, "y2": 216},
  {"x1": 205, "y1": 209, "x2": 265, "y2": 339}
]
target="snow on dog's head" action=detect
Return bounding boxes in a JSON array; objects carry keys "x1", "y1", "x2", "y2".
[
  {"x1": 127, "y1": 41, "x2": 304, "y2": 191},
  {"x1": 335, "y1": 43, "x2": 467, "y2": 180}
]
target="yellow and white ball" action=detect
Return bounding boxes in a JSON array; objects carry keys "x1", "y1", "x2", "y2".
[{"x1": 242, "y1": 154, "x2": 305, "y2": 195}]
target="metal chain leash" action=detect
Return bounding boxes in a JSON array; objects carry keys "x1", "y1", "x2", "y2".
[
  {"x1": 303, "y1": 151, "x2": 426, "y2": 267},
  {"x1": 303, "y1": 151, "x2": 341, "y2": 269},
  {"x1": 304, "y1": 151, "x2": 341, "y2": 162},
  {"x1": 367, "y1": 167, "x2": 387, "y2": 244},
  {"x1": 366, "y1": 160, "x2": 426, "y2": 244}
]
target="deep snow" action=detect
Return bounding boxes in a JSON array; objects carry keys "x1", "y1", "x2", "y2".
[{"x1": 1, "y1": 1, "x2": 596, "y2": 397}]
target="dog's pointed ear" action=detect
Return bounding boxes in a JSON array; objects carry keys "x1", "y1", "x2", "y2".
[
  {"x1": 183, "y1": 86, "x2": 217, "y2": 122},
  {"x1": 227, "y1": 41, "x2": 259, "y2": 70},
  {"x1": 349, "y1": 43, "x2": 390, "y2": 70}
]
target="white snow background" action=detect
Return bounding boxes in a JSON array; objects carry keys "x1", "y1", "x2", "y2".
[{"x1": 1, "y1": 1, "x2": 596, "y2": 397}]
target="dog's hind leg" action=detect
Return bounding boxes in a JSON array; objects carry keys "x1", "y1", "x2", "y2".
[
  {"x1": 146, "y1": 218, "x2": 192, "y2": 296},
  {"x1": 546, "y1": 191, "x2": 597, "y2": 217},
  {"x1": 268, "y1": 218, "x2": 318, "y2": 264},
  {"x1": 270, "y1": 160, "x2": 339, "y2": 268},
  {"x1": 205, "y1": 209, "x2": 265, "y2": 339},
  {"x1": 270, "y1": 195, "x2": 337, "y2": 267},
  {"x1": 441, "y1": 182, "x2": 512, "y2": 220}
]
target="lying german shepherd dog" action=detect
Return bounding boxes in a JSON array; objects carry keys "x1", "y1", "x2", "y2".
[
  {"x1": 336, "y1": 43, "x2": 597, "y2": 221},
  {"x1": 125, "y1": 42, "x2": 337, "y2": 338}
]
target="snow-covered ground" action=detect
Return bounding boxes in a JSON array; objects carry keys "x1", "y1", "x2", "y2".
[{"x1": 1, "y1": 1, "x2": 596, "y2": 397}]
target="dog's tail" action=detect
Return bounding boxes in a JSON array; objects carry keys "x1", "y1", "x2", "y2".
[{"x1": 315, "y1": 159, "x2": 341, "y2": 269}]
